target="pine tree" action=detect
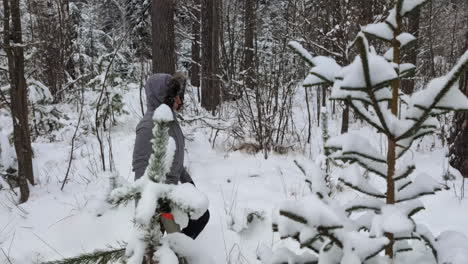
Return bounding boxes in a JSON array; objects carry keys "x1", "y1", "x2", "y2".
[
  {"x1": 43, "y1": 104, "x2": 209, "y2": 264},
  {"x1": 262, "y1": 0, "x2": 468, "y2": 263}
]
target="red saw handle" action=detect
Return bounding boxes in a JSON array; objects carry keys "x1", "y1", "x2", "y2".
[{"x1": 161, "y1": 213, "x2": 174, "y2": 220}]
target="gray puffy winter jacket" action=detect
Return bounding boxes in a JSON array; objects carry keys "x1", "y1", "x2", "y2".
[{"x1": 132, "y1": 73, "x2": 193, "y2": 184}]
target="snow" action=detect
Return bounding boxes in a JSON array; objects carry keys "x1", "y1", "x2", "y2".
[
  {"x1": 396, "y1": 172, "x2": 442, "y2": 202},
  {"x1": 398, "y1": 63, "x2": 416, "y2": 75},
  {"x1": 436, "y1": 231, "x2": 468, "y2": 264},
  {"x1": 154, "y1": 243, "x2": 179, "y2": 264},
  {"x1": 288, "y1": 41, "x2": 314, "y2": 65},
  {"x1": 157, "y1": 233, "x2": 215, "y2": 264},
  {"x1": 396, "y1": 33, "x2": 416, "y2": 47},
  {"x1": 340, "y1": 231, "x2": 389, "y2": 262},
  {"x1": 362, "y1": 23, "x2": 394, "y2": 41},
  {"x1": 135, "y1": 182, "x2": 167, "y2": 226},
  {"x1": 338, "y1": 164, "x2": 385, "y2": 198},
  {"x1": 168, "y1": 183, "x2": 209, "y2": 220},
  {"x1": 327, "y1": 133, "x2": 385, "y2": 163},
  {"x1": 400, "y1": 0, "x2": 427, "y2": 16},
  {"x1": 380, "y1": 205, "x2": 414, "y2": 234},
  {"x1": 28, "y1": 80, "x2": 53, "y2": 104},
  {"x1": 386, "y1": 8, "x2": 397, "y2": 28},
  {"x1": 345, "y1": 197, "x2": 385, "y2": 213},
  {"x1": 410, "y1": 76, "x2": 468, "y2": 111},
  {"x1": 340, "y1": 53, "x2": 397, "y2": 89},
  {"x1": 2, "y1": 82, "x2": 468, "y2": 264},
  {"x1": 125, "y1": 227, "x2": 147, "y2": 264},
  {"x1": 327, "y1": 132, "x2": 388, "y2": 177},
  {"x1": 278, "y1": 195, "x2": 343, "y2": 228},
  {"x1": 302, "y1": 75, "x2": 321, "y2": 87},
  {"x1": 258, "y1": 245, "x2": 318, "y2": 264},
  {"x1": 384, "y1": 48, "x2": 394, "y2": 61},
  {"x1": 153, "y1": 104, "x2": 174, "y2": 122},
  {"x1": 165, "y1": 137, "x2": 177, "y2": 174},
  {"x1": 0, "y1": 123, "x2": 15, "y2": 170},
  {"x1": 303, "y1": 56, "x2": 342, "y2": 86}
]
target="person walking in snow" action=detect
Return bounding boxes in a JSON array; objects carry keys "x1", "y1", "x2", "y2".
[{"x1": 132, "y1": 73, "x2": 210, "y2": 240}]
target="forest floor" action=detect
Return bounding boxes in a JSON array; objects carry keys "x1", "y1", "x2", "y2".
[{"x1": 1, "y1": 87, "x2": 468, "y2": 264}]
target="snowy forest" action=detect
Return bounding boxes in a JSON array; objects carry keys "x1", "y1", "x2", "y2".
[{"x1": 1, "y1": 0, "x2": 468, "y2": 263}]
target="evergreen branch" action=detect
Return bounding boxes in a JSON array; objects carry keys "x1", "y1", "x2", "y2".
[
  {"x1": 396, "y1": 130, "x2": 434, "y2": 158},
  {"x1": 108, "y1": 192, "x2": 140, "y2": 207},
  {"x1": 300, "y1": 235, "x2": 323, "y2": 253},
  {"x1": 399, "y1": 0, "x2": 428, "y2": 16},
  {"x1": 334, "y1": 156, "x2": 386, "y2": 178},
  {"x1": 396, "y1": 247, "x2": 413, "y2": 253},
  {"x1": 397, "y1": 51, "x2": 468, "y2": 141},
  {"x1": 279, "y1": 232, "x2": 300, "y2": 240},
  {"x1": 397, "y1": 180, "x2": 412, "y2": 192},
  {"x1": 338, "y1": 178, "x2": 386, "y2": 198},
  {"x1": 395, "y1": 165, "x2": 415, "y2": 181},
  {"x1": 408, "y1": 206, "x2": 425, "y2": 217},
  {"x1": 293, "y1": 160, "x2": 306, "y2": 176},
  {"x1": 399, "y1": 67, "x2": 416, "y2": 78},
  {"x1": 316, "y1": 230, "x2": 343, "y2": 249},
  {"x1": 279, "y1": 210, "x2": 308, "y2": 224},
  {"x1": 394, "y1": 236, "x2": 422, "y2": 241},
  {"x1": 341, "y1": 151, "x2": 387, "y2": 163},
  {"x1": 345, "y1": 205, "x2": 380, "y2": 213},
  {"x1": 355, "y1": 34, "x2": 392, "y2": 134},
  {"x1": 419, "y1": 233, "x2": 438, "y2": 261},
  {"x1": 396, "y1": 188, "x2": 441, "y2": 203},
  {"x1": 330, "y1": 95, "x2": 391, "y2": 105},
  {"x1": 272, "y1": 223, "x2": 278, "y2": 232},
  {"x1": 42, "y1": 248, "x2": 126, "y2": 264},
  {"x1": 348, "y1": 100, "x2": 387, "y2": 135},
  {"x1": 304, "y1": 72, "x2": 333, "y2": 86},
  {"x1": 362, "y1": 31, "x2": 393, "y2": 43},
  {"x1": 147, "y1": 121, "x2": 170, "y2": 183},
  {"x1": 364, "y1": 244, "x2": 387, "y2": 261},
  {"x1": 384, "y1": 20, "x2": 396, "y2": 31},
  {"x1": 288, "y1": 41, "x2": 315, "y2": 67}
]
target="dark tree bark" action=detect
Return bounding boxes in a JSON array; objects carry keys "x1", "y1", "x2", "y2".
[
  {"x1": 401, "y1": 7, "x2": 420, "y2": 94},
  {"x1": 201, "y1": 0, "x2": 221, "y2": 112},
  {"x1": 449, "y1": 30, "x2": 468, "y2": 178},
  {"x1": 151, "y1": 0, "x2": 176, "y2": 74},
  {"x1": 242, "y1": 0, "x2": 255, "y2": 89},
  {"x1": 30, "y1": 0, "x2": 72, "y2": 102},
  {"x1": 191, "y1": 0, "x2": 201, "y2": 88},
  {"x1": 3, "y1": 0, "x2": 35, "y2": 203}
]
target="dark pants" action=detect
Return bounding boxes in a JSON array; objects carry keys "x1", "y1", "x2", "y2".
[{"x1": 181, "y1": 210, "x2": 210, "y2": 239}]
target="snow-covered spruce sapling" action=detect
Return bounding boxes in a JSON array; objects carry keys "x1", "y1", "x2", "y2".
[
  {"x1": 262, "y1": 0, "x2": 468, "y2": 263},
  {"x1": 43, "y1": 104, "x2": 209, "y2": 264}
]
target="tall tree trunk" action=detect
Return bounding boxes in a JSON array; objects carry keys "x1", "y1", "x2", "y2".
[
  {"x1": 151, "y1": 0, "x2": 176, "y2": 74},
  {"x1": 191, "y1": 0, "x2": 201, "y2": 88},
  {"x1": 401, "y1": 7, "x2": 420, "y2": 94},
  {"x1": 4, "y1": 0, "x2": 35, "y2": 203},
  {"x1": 201, "y1": 0, "x2": 221, "y2": 112},
  {"x1": 31, "y1": 0, "x2": 71, "y2": 102},
  {"x1": 449, "y1": 29, "x2": 468, "y2": 178},
  {"x1": 243, "y1": 0, "x2": 255, "y2": 89}
]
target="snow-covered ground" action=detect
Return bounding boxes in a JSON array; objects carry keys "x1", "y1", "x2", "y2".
[{"x1": 1, "y1": 87, "x2": 467, "y2": 264}]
